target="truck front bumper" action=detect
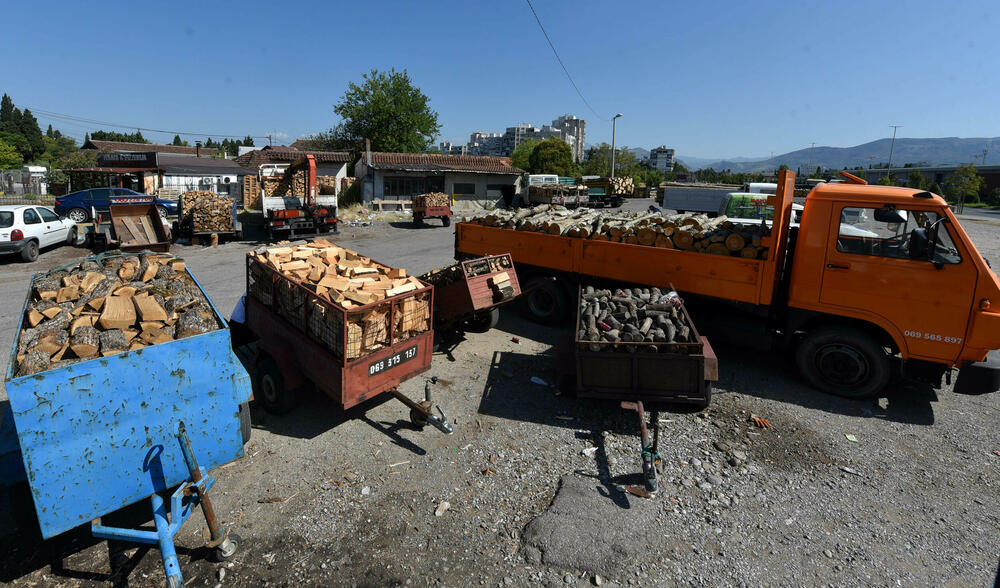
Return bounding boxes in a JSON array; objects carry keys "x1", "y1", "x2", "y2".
[{"x1": 954, "y1": 350, "x2": 1000, "y2": 395}]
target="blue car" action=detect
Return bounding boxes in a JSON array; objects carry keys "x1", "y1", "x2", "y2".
[{"x1": 53, "y1": 188, "x2": 179, "y2": 223}]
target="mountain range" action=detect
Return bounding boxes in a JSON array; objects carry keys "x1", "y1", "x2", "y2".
[{"x1": 671, "y1": 137, "x2": 998, "y2": 172}]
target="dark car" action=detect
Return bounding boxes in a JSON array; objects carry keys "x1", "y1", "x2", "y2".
[{"x1": 53, "y1": 188, "x2": 179, "y2": 222}]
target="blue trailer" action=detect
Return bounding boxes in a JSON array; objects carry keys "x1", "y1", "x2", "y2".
[{"x1": 1, "y1": 253, "x2": 252, "y2": 587}]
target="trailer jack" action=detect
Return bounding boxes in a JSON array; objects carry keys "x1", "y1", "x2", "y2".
[
  {"x1": 391, "y1": 378, "x2": 454, "y2": 435},
  {"x1": 91, "y1": 422, "x2": 239, "y2": 588},
  {"x1": 621, "y1": 400, "x2": 660, "y2": 498}
]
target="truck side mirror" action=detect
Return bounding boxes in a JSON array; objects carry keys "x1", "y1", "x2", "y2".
[{"x1": 908, "y1": 228, "x2": 930, "y2": 260}]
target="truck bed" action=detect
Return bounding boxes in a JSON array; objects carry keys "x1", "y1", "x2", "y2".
[{"x1": 455, "y1": 223, "x2": 776, "y2": 306}]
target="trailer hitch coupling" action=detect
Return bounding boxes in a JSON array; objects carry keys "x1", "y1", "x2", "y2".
[{"x1": 390, "y1": 380, "x2": 454, "y2": 435}]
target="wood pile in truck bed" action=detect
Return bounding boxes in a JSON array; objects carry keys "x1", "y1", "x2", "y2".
[
  {"x1": 577, "y1": 286, "x2": 693, "y2": 353},
  {"x1": 412, "y1": 193, "x2": 450, "y2": 207},
  {"x1": 14, "y1": 253, "x2": 218, "y2": 377},
  {"x1": 464, "y1": 204, "x2": 769, "y2": 259},
  {"x1": 180, "y1": 191, "x2": 234, "y2": 232},
  {"x1": 262, "y1": 170, "x2": 306, "y2": 199},
  {"x1": 609, "y1": 176, "x2": 635, "y2": 196},
  {"x1": 249, "y1": 239, "x2": 430, "y2": 360},
  {"x1": 243, "y1": 175, "x2": 261, "y2": 210}
]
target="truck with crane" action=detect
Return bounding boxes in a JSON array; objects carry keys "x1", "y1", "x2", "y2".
[
  {"x1": 455, "y1": 170, "x2": 1000, "y2": 399},
  {"x1": 257, "y1": 154, "x2": 339, "y2": 240}
]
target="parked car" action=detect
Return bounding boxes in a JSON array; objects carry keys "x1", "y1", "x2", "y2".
[
  {"x1": 53, "y1": 188, "x2": 179, "y2": 222},
  {"x1": 0, "y1": 205, "x2": 78, "y2": 262}
]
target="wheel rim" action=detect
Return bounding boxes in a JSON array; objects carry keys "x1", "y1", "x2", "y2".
[
  {"x1": 157, "y1": 206, "x2": 168, "y2": 218},
  {"x1": 814, "y1": 343, "x2": 870, "y2": 388},
  {"x1": 68, "y1": 209, "x2": 86, "y2": 222},
  {"x1": 528, "y1": 286, "x2": 556, "y2": 317},
  {"x1": 260, "y1": 374, "x2": 278, "y2": 404}
]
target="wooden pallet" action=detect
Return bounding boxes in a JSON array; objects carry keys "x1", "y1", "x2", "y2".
[{"x1": 371, "y1": 199, "x2": 412, "y2": 212}]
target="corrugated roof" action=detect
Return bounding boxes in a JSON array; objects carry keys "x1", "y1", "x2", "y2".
[
  {"x1": 82, "y1": 140, "x2": 220, "y2": 156},
  {"x1": 366, "y1": 152, "x2": 522, "y2": 174},
  {"x1": 234, "y1": 146, "x2": 353, "y2": 169}
]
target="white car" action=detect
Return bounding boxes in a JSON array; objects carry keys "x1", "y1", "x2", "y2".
[{"x1": 0, "y1": 205, "x2": 78, "y2": 262}]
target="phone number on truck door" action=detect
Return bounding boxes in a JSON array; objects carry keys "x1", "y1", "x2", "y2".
[{"x1": 903, "y1": 330, "x2": 962, "y2": 344}]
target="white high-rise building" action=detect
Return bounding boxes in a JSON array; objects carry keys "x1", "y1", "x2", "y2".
[{"x1": 649, "y1": 146, "x2": 675, "y2": 172}]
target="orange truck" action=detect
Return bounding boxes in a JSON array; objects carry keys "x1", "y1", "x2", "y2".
[{"x1": 454, "y1": 170, "x2": 1000, "y2": 398}]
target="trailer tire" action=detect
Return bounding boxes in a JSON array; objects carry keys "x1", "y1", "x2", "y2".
[
  {"x1": 256, "y1": 356, "x2": 297, "y2": 414},
  {"x1": 465, "y1": 308, "x2": 499, "y2": 333},
  {"x1": 522, "y1": 276, "x2": 569, "y2": 325},
  {"x1": 795, "y1": 326, "x2": 890, "y2": 399},
  {"x1": 442, "y1": 215, "x2": 451, "y2": 227},
  {"x1": 695, "y1": 382, "x2": 712, "y2": 410},
  {"x1": 239, "y1": 402, "x2": 252, "y2": 444}
]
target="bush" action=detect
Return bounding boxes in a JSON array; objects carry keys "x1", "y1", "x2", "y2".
[{"x1": 985, "y1": 187, "x2": 1000, "y2": 207}]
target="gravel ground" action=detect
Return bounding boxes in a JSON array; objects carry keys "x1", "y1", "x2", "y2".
[{"x1": 0, "y1": 207, "x2": 998, "y2": 587}]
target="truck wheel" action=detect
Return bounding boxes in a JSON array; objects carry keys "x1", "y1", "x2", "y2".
[
  {"x1": 795, "y1": 326, "x2": 890, "y2": 399},
  {"x1": 465, "y1": 308, "x2": 499, "y2": 333},
  {"x1": 20, "y1": 240, "x2": 39, "y2": 262},
  {"x1": 695, "y1": 382, "x2": 713, "y2": 410},
  {"x1": 413, "y1": 215, "x2": 424, "y2": 227},
  {"x1": 256, "y1": 356, "x2": 297, "y2": 414},
  {"x1": 239, "y1": 402, "x2": 252, "y2": 444},
  {"x1": 522, "y1": 277, "x2": 569, "y2": 325},
  {"x1": 66, "y1": 226, "x2": 78, "y2": 246},
  {"x1": 442, "y1": 216, "x2": 451, "y2": 227}
]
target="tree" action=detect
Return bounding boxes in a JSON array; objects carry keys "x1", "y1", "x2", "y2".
[
  {"x1": 0, "y1": 139, "x2": 23, "y2": 169},
  {"x1": 19, "y1": 109, "x2": 45, "y2": 160},
  {"x1": 0, "y1": 94, "x2": 20, "y2": 135},
  {"x1": 84, "y1": 132, "x2": 90, "y2": 143},
  {"x1": 778, "y1": 164, "x2": 790, "y2": 171},
  {"x1": 985, "y1": 187, "x2": 1000, "y2": 207},
  {"x1": 172, "y1": 135, "x2": 183, "y2": 146},
  {"x1": 90, "y1": 130, "x2": 150, "y2": 144},
  {"x1": 642, "y1": 169, "x2": 665, "y2": 188},
  {"x1": 332, "y1": 68, "x2": 440, "y2": 153},
  {"x1": 510, "y1": 138, "x2": 540, "y2": 172},
  {"x1": 907, "y1": 170, "x2": 927, "y2": 190},
  {"x1": 582, "y1": 142, "x2": 640, "y2": 179},
  {"x1": 53, "y1": 149, "x2": 98, "y2": 170},
  {"x1": 526, "y1": 137, "x2": 576, "y2": 176},
  {"x1": 0, "y1": 131, "x2": 29, "y2": 161},
  {"x1": 877, "y1": 174, "x2": 897, "y2": 186},
  {"x1": 243, "y1": 135, "x2": 254, "y2": 147},
  {"x1": 944, "y1": 164, "x2": 984, "y2": 205},
  {"x1": 45, "y1": 124, "x2": 53, "y2": 138}
]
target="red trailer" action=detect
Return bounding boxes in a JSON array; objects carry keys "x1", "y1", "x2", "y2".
[
  {"x1": 238, "y1": 251, "x2": 452, "y2": 433},
  {"x1": 412, "y1": 204, "x2": 453, "y2": 227},
  {"x1": 428, "y1": 254, "x2": 521, "y2": 333}
]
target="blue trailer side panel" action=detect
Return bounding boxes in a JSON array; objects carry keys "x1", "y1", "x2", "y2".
[
  {"x1": 0, "y1": 402, "x2": 26, "y2": 484},
  {"x1": 5, "y1": 329, "x2": 250, "y2": 539}
]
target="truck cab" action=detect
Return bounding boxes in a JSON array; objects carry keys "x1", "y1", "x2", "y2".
[{"x1": 786, "y1": 182, "x2": 1000, "y2": 396}]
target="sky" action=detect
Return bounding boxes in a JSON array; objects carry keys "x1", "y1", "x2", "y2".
[{"x1": 3, "y1": 0, "x2": 999, "y2": 159}]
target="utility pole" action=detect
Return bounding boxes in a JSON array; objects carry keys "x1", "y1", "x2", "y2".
[
  {"x1": 610, "y1": 113, "x2": 623, "y2": 178},
  {"x1": 887, "y1": 125, "x2": 902, "y2": 175}
]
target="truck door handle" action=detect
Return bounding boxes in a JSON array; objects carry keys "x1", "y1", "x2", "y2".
[{"x1": 826, "y1": 263, "x2": 850, "y2": 270}]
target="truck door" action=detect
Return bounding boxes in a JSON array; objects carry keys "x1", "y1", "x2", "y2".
[{"x1": 819, "y1": 204, "x2": 976, "y2": 362}]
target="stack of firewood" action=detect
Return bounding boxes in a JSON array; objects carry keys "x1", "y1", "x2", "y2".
[
  {"x1": 15, "y1": 253, "x2": 218, "y2": 377},
  {"x1": 577, "y1": 286, "x2": 692, "y2": 353},
  {"x1": 317, "y1": 176, "x2": 338, "y2": 195},
  {"x1": 180, "y1": 191, "x2": 234, "y2": 233},
  {"x1": 249, "y1": 239, "x2": 430, "y2": 359},
  {"x1": 412, "y1": 193, "x2": 450, "y2": 207},
  {"x1": 609, "y1": 176, "x2": 635, "y2": 196},
  {"x1": 243, "y1": 175, "x2": 261, "y2": 210},
  {"x1": 420, "y1": 263, "x2": 464, "y2": 287},
  {"x1": 464, "y1": 205, "x2": 769, "y2": 259},
  {"x1": 262, "y1": 171, "x2": 307, "y2": 199}
]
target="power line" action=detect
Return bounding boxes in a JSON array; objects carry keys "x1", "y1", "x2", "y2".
[
  {"x1": 523, "y1": 0, "x2": 607, "y2": 121},
  {"x1": 15, "y1": 104, "x2": 270, "y2": 141}
]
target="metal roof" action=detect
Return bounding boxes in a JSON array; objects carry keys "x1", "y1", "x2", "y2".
[{"x1": 157, "y1": 154, "x2": 248, "y2": 176}]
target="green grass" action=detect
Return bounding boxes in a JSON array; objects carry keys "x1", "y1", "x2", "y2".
[{"x1": 962, "y1": 202, "x2": 1000, "y2": 210}]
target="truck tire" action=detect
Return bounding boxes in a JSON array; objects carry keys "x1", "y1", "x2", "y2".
[
  {"x1": 239, "y1": 402, "x2": 252, "y2": 444},
  {"x1": 442, "y1": 216, "x2": 451, "y2": 227},
  {"x1": 795, "y1": 326, "x2": 890, "y2": 399},
  {"x1": 256, "y1": 356, "x2": 297, "y2": 414},
  {"x1": 20, "y1": 240, "x2": 39, "y2": 262},
  {"x1": 522, "y1": 277, "x2": 570, "y2": 325},
  {"x1": 465, "y1": 308, "x2": 499, "y2": 333}
]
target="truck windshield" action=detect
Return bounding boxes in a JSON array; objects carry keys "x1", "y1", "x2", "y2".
[
  {"x1": 0, "y1": 211, "x2": 12, "y2": 228},
  {"x1": 836, "y1": 207, "x2": 961, "y2": 264}
]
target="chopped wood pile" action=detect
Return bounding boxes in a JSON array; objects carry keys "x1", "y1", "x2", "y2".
[
  {"x1": 317, "y1": 176, "x2": 338, "y2": 195},
  {"x1": 577, "y1": 286, "x2": 692, "y2": 353},
  {"x1": 263, "y1": 170, "x2": 307, "y2": 199},
  {"x1": 609, "y1": 176, "x2": 635, "y2": 196},
  {"x1": 15, "y1": 253, "x2": 218, "y2": 377},
  {"x1": 464, "y1": 204, "x2": 769, "y2": 259},
  {"x1": 243, "y1": 175, "x2": 261, "y2": 210},
  {"x1": 180, "y1": 191, "x2": 234, "y2": 233},
  {"x1": 412, "y1": 193, "x2": 450, "y2": 208},
  {"x1": 248, "y1": 239, "x2": 430, "y2": 360}
]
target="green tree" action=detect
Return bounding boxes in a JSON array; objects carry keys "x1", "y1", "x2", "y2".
[
  {"x1": 19, "y1": 109, "x2": 45, "y2": 160},
  {"x1": 985, "y1": 187, "x2": 1000, "y2": 207},
  {"x1": 45, "y1": 124, "x2": 53, "y2": 138},
  {"x1": 931, "y1": 183, "x2": 946, "y2": 200},
  {"x1": 582, "y1": 142, "x2": 640, "y2": 179},
  {"x1": 89, "y1": 130, "x2": 150, "y2": 144},
  {"x1": 0, "y1": 139, "x2": 23, "y2": 169},
  {"x1": 877, "y1": 174, "x2": 897, "y2": 186},
  {"x1": 0, "y1": 94, "x2": 20, "y2": 135},
  {"x1": 944, "y1": 164, "x2": 984, "y2": 205},
  {"x1": 0, "y1": 131, "x2": 29, "y2": 160},
  {"x1": 526, "y1": 138, "x2": 576, "y2": 176},
  {"x1": 53, "y1": 149, "x2": 98, "y2": 170},
  {"x1": 906, "y1": 169, "x2": 927, "y2": 190},
  {"x1": 510, "y1": 138, "x2": 540, "y2": 172},
  {"x1": 332, "y1": 68, "x2": 440, "y2": 152},
  {"x1": 243, "y1": 135, "x2": 254, "y2": 147},
  {"x1": 642, "y1": 169, "x2": 665, "y2": 187},
  {"x1": 778, "y1": 164, "x2": 790, "y2": 171},
  {"x1": 172, "y1": 135, "x2": 183, "y2": 146}
]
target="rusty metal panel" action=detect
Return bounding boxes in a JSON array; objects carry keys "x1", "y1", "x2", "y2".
[{"x1": 4, "y1": 269, "x2": 251, "y2": 539}]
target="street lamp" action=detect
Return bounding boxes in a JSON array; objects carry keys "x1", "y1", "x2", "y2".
[{"x1": 610, "y1": 113, "x2": 623, "y2": 178}]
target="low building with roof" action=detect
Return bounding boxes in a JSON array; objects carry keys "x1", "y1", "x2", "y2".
[
  {"x1": 354, "y1": 152, "x2": 523, "y2": 210},
  {"x1": 82, "y1": 139, "x2": 220, "y2": 158}
]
